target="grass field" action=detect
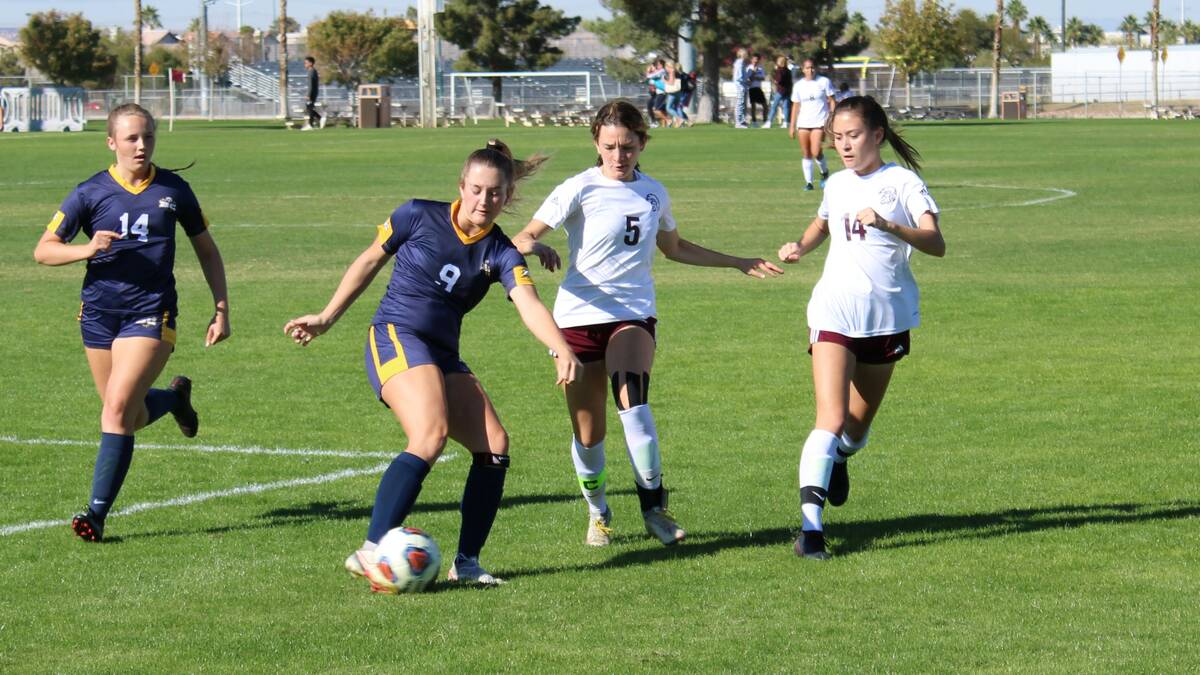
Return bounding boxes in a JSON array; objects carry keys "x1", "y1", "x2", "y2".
[{"x1": 1, "y1": 117, "x2": 1197, "y2": 672}]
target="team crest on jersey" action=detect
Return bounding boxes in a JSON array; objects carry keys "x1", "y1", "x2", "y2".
[
  {"x1": 158, "y1": 196, "x2": 177, "y2": 211},
  {"x1": 134, "y1": 316, "x2": 159, "y2": 328},
  {"x1": 645, "y1": 193, "x2": 660, "y2": 213},
  {"x1": 878, "y1": 186, "x2": 898, "y2": 206},
  {"x1": 480, "y1": 260, "x2": 492, "y2": 276}
]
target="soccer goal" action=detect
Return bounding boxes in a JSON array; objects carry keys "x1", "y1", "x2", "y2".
[{"x1": 447, "y1": 71, "x2": 601, "y2": 122}]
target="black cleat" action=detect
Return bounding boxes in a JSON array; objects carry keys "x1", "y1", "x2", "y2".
[
  {"x1": 168, "y1": 375, "x2": 198, "y2": 438},
  {"x1": 820, "y1": 168, "x2": 830, "y2": 181},
  {"x1": 803, "y1": 182, "x2": 815, "y2": 191},
  {"x1": 71, "y1": 509, "x2": 104, "y2": 542},
  {"x1": 794, "y1": 530, "x2": 830, "y2": 560},
  {"x1": 828, "y1": 461, "x2": 850, "y2": 507}
]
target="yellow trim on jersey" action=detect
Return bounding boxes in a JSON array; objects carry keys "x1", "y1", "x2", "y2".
[
  {"x1": 107, "y1": 164, "x2": 157, "y2": 195},
  {"x1": 201, "y1": 213, "x2": 210, "y2": 230},
  {"x1": 375, "y1": 218, "x2": 393, "y2": 245},
  {"x1": 449, "y1": 199, "x2": 493, "y2": 244},
  {"x1": 160, "y1": 309, "x2": 177, "y2": 346},
  {"x1": 47, "y1": 210, "x2": 65, "y2": 232},
  {"x1": 378, "y1": 324, "x2": 410, "y2": 383},
  {"x1": 512, "y1": 264, "x2": 535, "y2": 286}
]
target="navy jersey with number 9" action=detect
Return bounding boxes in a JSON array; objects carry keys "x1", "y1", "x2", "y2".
[{"x1": 371, "y1": 199, "x2": 534, "y2": 354}]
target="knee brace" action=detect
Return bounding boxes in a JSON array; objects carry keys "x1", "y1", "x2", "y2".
[{"x1": 611, "y1": 371, "x2": 651, "y2": 411}]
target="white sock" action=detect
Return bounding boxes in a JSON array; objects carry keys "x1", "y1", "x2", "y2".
[
  {"x1": 802, "y1": 158, "x2": 814, "y2": 184},
  {"x1": 837, "y1": 430, "x2": 869, "y2": 464},
  {"x1": 618, "y1": 404, "x2": 661, "y2": 490},
  {"x1": 799, "y1": 429, "x2": 839, "y2": 531},
  {"x1": 571, "y1": 437, "x2": 608, "y2": 516}
]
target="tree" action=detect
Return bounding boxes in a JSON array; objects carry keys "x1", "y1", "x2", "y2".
[
  {"x1": 1119, "y1": 15, "x2": 1142, "y2": 47},
  {"x1": 1064, "y1": 18, "x2": 1103, "y2": 47},
  {"x1": 1024, "y1": 15, "x2": 1050, "y2": 60},
  {"x1": 1005, "y1": 0, "x2": 1026, "y2": 31},
  {"x1": 584, "y1": 0, "x2": 678, "y2": 83},
  {"x1": 0, "y1": 50, "x2": 24, "y2": 77},
  {"x1": 19, "y1": 11, "x2": 117, "y2": 87},
  {"x1": 134, "y1": 0, "x2": 143, "y2": 102},
  {"x1": 988, "y1": 0, "x2": 1002, "y2": 119},
  {"x1": 141, "y1": 5, "x2": 163, "y2": 30},
  {"x1": 948, "y1": 8, "x2": 992, "y2": 67},
  {"x1": 436, "y1": 0, "x2": 581, "y2": 102},
  {"x1": 1182, "y1": 20, "x2": 1200, "y2": 44},
  {"x1": 279, "y1": 0, "x2": 288, "y2": 118},
  {"x1": 307, "y1": 11, "x2": 417, "y2": 90},
  {"x1": 1026, "y1": 15, "x2": 1053, "y2": 58},
  {"x1": 1157, "y1": 19, "x2": 1180, "y2": 45},
  {"x1": 877, "y1": 0, "x2": 955, "y2": 107}
]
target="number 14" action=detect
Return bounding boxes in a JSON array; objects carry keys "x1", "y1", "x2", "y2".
[
  {"x1": 843, "y1": 214, "x2": 866, "y2": 241},
  {"x1": 119, "y1": 212, "x2": 150, "y2": 242}
]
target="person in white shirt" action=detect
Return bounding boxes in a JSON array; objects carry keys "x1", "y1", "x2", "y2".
[
  {"x1": 789, "y1": 59, "x2": 837, "y2": 191},
  {"x1": 732, "y1": 48, "x2": 749, "y2": 128},
  {"x1": 513, "y1": 100, "x2": 783, "y2": 547},
  {"x1": 777, "y1": 95, "x2": 946, "y2": 560}
]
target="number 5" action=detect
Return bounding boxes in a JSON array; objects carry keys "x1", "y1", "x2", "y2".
[{"x1": 624, "y1": 215, "x2": 641, "y2": 246}]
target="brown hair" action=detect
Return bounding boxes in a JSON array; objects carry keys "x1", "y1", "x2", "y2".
[
  {"x1": 830, "y1": 95, "x2": 923, "y2": 173},
  {"x1": 461, "y1": 138, "x2": 548, "y2": 205},
  {"x1": 106, "y1": 103, "x2": 155, "y2": 137},
  {"x1": 590, "y1": 100, "x2": 649, "y2": 168}
]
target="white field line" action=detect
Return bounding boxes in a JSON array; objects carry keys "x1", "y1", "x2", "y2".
[
  {"x1": 0, "y1": 434, "x2": 395, "y2": 459},
  {"x1": 940, "y1": 184, "x2": 1077, "y2": 211},
  {"x1": 0, "y1": 463, "x2": 389, "y2": 537}
]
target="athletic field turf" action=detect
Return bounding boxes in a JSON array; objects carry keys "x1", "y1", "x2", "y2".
[{"x1": 1, "y1": 118, "x2": 1196, "y2": 672}]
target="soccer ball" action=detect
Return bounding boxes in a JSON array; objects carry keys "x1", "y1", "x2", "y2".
[{"x1": 372, "y1": 526, "x2": 441, "y2": 593}]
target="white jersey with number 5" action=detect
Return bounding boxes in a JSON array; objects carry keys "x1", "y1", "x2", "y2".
[
  {"x1": 532, "y1": 167, "x2": 677, "y2": 328},
  {"x1": 808, "y1": 163, "x2": 939, "y2": 337},
  {"x1": 791, "y1": 75, "x2": 836, "y2": 129}
]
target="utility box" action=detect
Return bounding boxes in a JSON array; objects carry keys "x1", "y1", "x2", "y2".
[
  {"x1": 1000, "y1": 90, "x2": 1027, "y2": 120},
  {"x1": 357, "y1": 84, "x2": 391, "y2": 128}
]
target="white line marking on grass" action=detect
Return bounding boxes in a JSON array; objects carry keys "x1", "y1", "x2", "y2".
[
  {"x1": 0, "y1": 463, "x2": 388, "y2": 537},
  {"x1": 939, "y1": 184, "x2": 1077, "y2": 211},
  {"x1": 0, "y1": 435, "x2": 395, "y2": 459}
]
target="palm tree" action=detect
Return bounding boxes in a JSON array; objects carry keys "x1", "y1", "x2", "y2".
[
  {"x1": 1065, "y1": 16, "x2": 1085, "y2": 47},
  {"x1": 1119, "y1": 15, "x2": 1142, "y2": 47},
  {"x1": 278, "y1": 0, "x2": 288, "y2": 119},
  {"x1": 1006, "y1": 0, "x2": 1027, "y2": 32},
  {"x1": 1182, "y1": 19, "x2": 1200, "y2": 44},
  {"x1": 1027, "y1": 16, "x2": 1052, "y2": 58},
  {"x1": 141, "y1": 5, "x2": 163, "y2": 30}
]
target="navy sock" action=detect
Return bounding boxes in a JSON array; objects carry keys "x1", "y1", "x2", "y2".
[
  {"x1": 89, "y1": 433, "x2": 135, "y2": 520},
  {"x1": 457, "y1": 453, "x2": 509, "y2": 559},
  {"x1": 143, "y1": 388, "x2": 177, "y2": 426},
  {"x1": 365, "y1": 452, "x2": 431, "y2": 544}
]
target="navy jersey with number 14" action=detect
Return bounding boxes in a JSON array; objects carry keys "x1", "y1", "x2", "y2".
[{"x1": 371, "y1": 199, "x2": 534, "y2": 354}]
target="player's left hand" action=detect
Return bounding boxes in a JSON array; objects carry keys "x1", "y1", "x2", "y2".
[
  {"x1": 857, "y1": 208, "x2": 888, "y2": 232},
  {"x1": 554, "y1": 351, "x2": 582, "y2": 386},
  {"x1": 206, "y1": 310, "x2": 230, "y2": 347},
  {"x1": 740, "y1": 257, "x2": 784, "y2": 278}
]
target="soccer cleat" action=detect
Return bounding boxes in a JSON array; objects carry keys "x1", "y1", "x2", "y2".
[
  {"x1": 585, "y1": 508, "x2": 613, "y2": 547},
  {"x1": 643, "y1": 507, "x2": 685, "y2": 545},
  {"x1": 804, "y1": 183, "x2": 815, "y2": 191},
  {"x1": 447, "y1": 554, "x2": 505, "y2": 585},
  {"x1": 168, "y1": 376, "x2": 198, "y2": 438},
  {"x1": 346, "y1": 548, "x2": 399, "y2": 592},
  {"x1": 71, "y1": 508, "x2": 104, "y2": 542},
  {"x1": 828, "y1": 461, "x2": 850, "y2": 507},
  {"x1": 318, "y1": 115, "x2": 327, "y2": 129},
  {"x1": 762, "y1": 122, "x2": 772, "y2": 129},
  {"x1": 794, "y1": 530, "x2": 831, "y2": 560},
  {"x1": 820, "y1": 168, "x2": 830, "y2": 181}
]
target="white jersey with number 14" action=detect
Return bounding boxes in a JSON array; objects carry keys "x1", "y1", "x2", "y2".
[
  {"x1": 532, "y1": 167, "x2": 677, "y2": 328},
  {"x1": 808, "y1": 163, "x2": 939, "y2": 337}
]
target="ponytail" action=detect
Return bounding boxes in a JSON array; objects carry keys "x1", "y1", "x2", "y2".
[
  {"x1": 461, "y1": 138, "x2": 549, "y2": 206},
  {"x1": 831, "y1": 95, "x2": 923, "y2": 173}
]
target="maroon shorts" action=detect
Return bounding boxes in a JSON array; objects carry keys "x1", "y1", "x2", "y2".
[
  {"x1": 561, "y1": 318, "x2": 657, "y2": 363},
  {"x1": 809, "y1": 329, "x2": 910, "y2": 365}
]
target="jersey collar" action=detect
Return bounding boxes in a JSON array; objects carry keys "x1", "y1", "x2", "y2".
[
  {"x1": 450, "y1": 199, "x2": 493, "y2": 244},
  {"x1": 107, "y1": 164, "x2": 157, "y2": 195}
]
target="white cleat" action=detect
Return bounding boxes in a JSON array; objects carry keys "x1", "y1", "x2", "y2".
[
  {"x1": 585, "y1": 508, "x2": 613, "y2": 547},
  {"x1": 643, "y1": 507, "x2": 685, "y2": 546},
  {"x1": 447, "y1": 555, "x2": 505, "y2": 586}
]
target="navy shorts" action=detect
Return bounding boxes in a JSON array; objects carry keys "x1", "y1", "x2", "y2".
[
  {"x1": 364, "y1": 323, "x2": 470, "y2": 401},
  {"x1": 79, "y1": 304, "x2": 177, "y2": 350},
  {"x1": 560, "y1": 318, "x2": 657, "y2": 363},
  {"x1": 809, "y1": 329, "x2": 910, "y2": 365}
]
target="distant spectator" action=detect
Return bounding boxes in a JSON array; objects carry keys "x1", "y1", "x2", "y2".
[
  {"x1": 664, "y1": 62, "x2": 691, "y2": 128},
  {"x1": 645, "y1": 60, "x2": 670, "y2": 128},
  {"x1": 835, "y1": 82, "x2": 853, "y2": 103},
  {"x1": 746, "y1": 53, "x2": 767, "y2": 125},
  {"x1": 303, "y1": 56, "x2": 323, "y2": 130},
  {"x1": 765, "y1": 55, "x2": 793, "y2": 129},
  {"x1": 732, "y1": 48, "x2": 749, "y2": 128}
]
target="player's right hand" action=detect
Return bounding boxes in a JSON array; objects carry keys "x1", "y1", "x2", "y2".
[
  {"x1": 88, "y1": 230, "x2": 123, "y2": 257},
  {"x1": 778, "y1": 241, "x2": 803, "y2": 263},
  {"x1": 531, "y1": 242, "x2": 562, "y2": 272},
  {"x1": 554, "y1": 351, "x2": 582, "y2": 386},
  {"x1": 283, "y1": 314, "x2": 330, "y2": 346}
]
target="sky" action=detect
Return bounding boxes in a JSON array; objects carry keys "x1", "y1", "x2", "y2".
[{"x1": 0, "y1": 1, "x2": 1189, "y2": 33}]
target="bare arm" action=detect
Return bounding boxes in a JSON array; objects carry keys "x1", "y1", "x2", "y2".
[
  {"x1": 33, "y1": 229, "x2": 122, "y2": 266},
  {"x1": 857, "y1": 209, "x2": 945, "y2": 257},
  {"x1": 778, "y1": 216, "x2": 830, "y2": 263},
  {"x1": 283, "y1": 241, "x2": 391, "y2": 345},
  {"x1": 788, "y1": 100, "x2": 799, "y2": 139},
  {"x1": 511, "y1": 218, "x2": 562, "y2": 272},
  {"x1": 656, "y1": 228, "x2": 783, "y2": 278},
  {"x1": 509, "y1": 285, "x2": 581, "y2": 385},
  {"x1": 187, "y1": 230, "x2": 231, "y2": 346}
]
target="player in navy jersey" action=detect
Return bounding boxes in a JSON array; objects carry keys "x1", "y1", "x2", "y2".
[
  {"x1": 33, "y1": 103, "x2": 230, "y2": 543},
  {"x1": 284, "y1": 140, "x2": 580, "y2": 589}
]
